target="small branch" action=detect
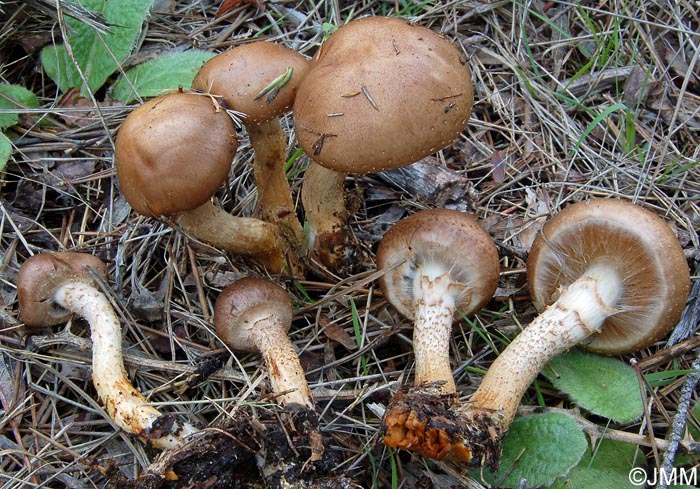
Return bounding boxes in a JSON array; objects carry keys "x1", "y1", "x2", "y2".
[
  {"x1": 517, "y1": 406, "x2": 700, "y2": 455},
  {"x1": 376, "y1": 156, "x2": 474, "y2": 210},
  {"x1": 26, "y1": 328, "x2": 245, "y2": 383}
]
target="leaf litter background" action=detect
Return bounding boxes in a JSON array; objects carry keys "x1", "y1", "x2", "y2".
[{"x1": 0, "y1": 0, "x2": 699, "y2": 488}]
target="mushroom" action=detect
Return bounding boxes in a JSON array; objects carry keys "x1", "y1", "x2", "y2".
[
  {"x1": 18, "y1": 252, "x2": 197, "y2": 449},
  {"x1": 293, "y1": 16, "x2": 474, "y2": 273},
  {"x1": 376, "y1": 209, "x2": 500, "y2": 462},
  {"x1": 214, "y1": 276, "x2": 313, "y2": 410},
  {"x1": 192, "y1": 42, "x2": 309, "y2": 269},
  {"x1": 115, "y1": 91, "x2": 290, "y2": 273},
  {"x1": 453, "y1": 199, "x2": 691, "y2": 469}
]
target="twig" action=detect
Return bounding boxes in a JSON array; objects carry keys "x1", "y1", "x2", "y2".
[
  {"x1": 517, "y1": 406, "x2": 700, "y2": 455},
  {"x1": 659, "y1": 267, "x2": 700, "y2": 488},
  {"x1": 25, "y1": 328, "x2": 245, "y2": 383}
]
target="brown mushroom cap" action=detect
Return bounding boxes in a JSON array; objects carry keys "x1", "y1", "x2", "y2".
[
  {"x1": 18, "y1": 252, "x2": 109, "y2": 328},
  {"x1": 377, "y1": 209, "x2": 499, "y2": 320},
  {"x1": 528, "y1": 199, "x2": 691, "y2": 354},
  {"x1": 115, "y1": 92, "x2": 238, "y2": 217},
  {"x1": 214, "y1": 276, "x2": 294, "y2": 352},
  {"x1": 293, "y1": 16, "x2": 474, "y2": 174},
  {"x1": 192, "y1": 42, "x2": 309, "y2": 125}
]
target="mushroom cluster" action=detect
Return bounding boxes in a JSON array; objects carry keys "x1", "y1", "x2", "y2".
[
  {"x1": 94, "y1": 12, "x2": 695, "y2": 478},
  {"x1": 115, "y1": 41, "x2": 309, "y2": 275},
  {"x1": 192, "y1": 42, "x2": 310, "y2": 270},
  {"x1": 115, "y1": 91, "x2": 291, "y2": 273},
  {"x1": 414, "y1": 199, "x2": 688, "y2": 469}
]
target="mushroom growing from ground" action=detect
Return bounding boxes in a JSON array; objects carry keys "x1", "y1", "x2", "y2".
[
  {"x1": 214, "y1": 276, "x2": 324, "y2": 469},
  {"x1": 115, "y1": 91, "x2": 290, "y2": 273},
  {"x1": 452, "y1": 199, "x2": 691, "y2": 469},
  {"x1": 293, "y1": 16, "x2": 474, "y2": 273},
  {"x1": 214, "y1": 276, "x2": 313, "y2": 410},
  {"x1": 18, "y1": 252, "x2": 197, "y2": 449},
  {"x1": 376, "y1": 209, "x2": 500, "y2": 462},
  {"x1": 192, "y1": 42, "x2": 309, "y2": 270}
]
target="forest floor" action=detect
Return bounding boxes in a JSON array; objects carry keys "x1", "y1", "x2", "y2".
[{"x1": 1, "y1": 1, "x2": 699, "y2": 488}]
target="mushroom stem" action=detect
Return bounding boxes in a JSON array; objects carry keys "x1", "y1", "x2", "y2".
[
  {"x1": 53, "y1": 280, "x2": 197, "y2": 449},
  {"x1": 413, "y1": 264, "x2": 457, "y2": 393},
  {"x1": 468, "y1": 262, "x2": 623, "y2": 428},
  {"x1": 176, "y1": 200, "x2": 289, "y2": 273},
  {"x1": 247, "y1": 119, "x2": 305, "y2": 256},
  {"x1": 300, "y1": 163, "x2": 352, "y2": 271},
  {"x1": 248, "y1": 120, "x2": 300, "y2": 228},
  {"x1": 250, "y1": 321, "x2": 314, "y2": 409}
]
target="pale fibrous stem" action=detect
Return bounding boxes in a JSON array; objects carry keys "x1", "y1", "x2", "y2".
[
  {"x1": 250, "y1": 317, "x2": 314, "y2": 410},
  {"x1": 412, "y1": 262, "x2": 457, "y2": 394},
  {"x1": 54, "y1": 281, "x2": 197, "y2": 450},
  {"x1": 466, "y1": 262, "x2": 623, "y2": 427},
  {"x1": 176, "y1": 199, "x2": 288, "y2": 273}
]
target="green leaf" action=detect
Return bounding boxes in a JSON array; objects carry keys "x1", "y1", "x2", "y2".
[
  {"x1": 41, "y1": 0, "x2": 154, "y2": 96},
  {"x1": 109, "y1": 50, "x2": 215, "y2": 103},
  {"x1": 548, "y1": 439, "x2": 642, "y2": 488},
  {"x1": 543, "y1": 349, "x2": 643, "y2": 423},
  {"x1": 0, "y1": 132, "x2": 11, "y2": 171},
  {"x1": 476, "y1": 413, "x2": 587, "y2": 488},
  {"x1": 0, "y1": 84, "x2": 39, "y2": 129}
]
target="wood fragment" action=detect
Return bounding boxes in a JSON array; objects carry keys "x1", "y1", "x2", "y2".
[{"x1": 376, "y1": 156, "x2": 473, "y2": 210}]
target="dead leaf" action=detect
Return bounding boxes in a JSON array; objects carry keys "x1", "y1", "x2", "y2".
[
  {"x1": 216, "y1": 0, "x2": 265, "y2": 17},
  {"x1": 56, "y1": 89, "x2": 122, "y2": 127},
  {"x1": 516, "y1": 188, "x2": 550, "y2": 250},
  {"x1": 321, "y1": 318, "x2": 357, "y2": 351}
]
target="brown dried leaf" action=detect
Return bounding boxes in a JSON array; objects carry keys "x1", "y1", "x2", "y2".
[
  {"x1": 56, "y1": 90, "x2": 122, "y2": 127},
  {"x1": 215, "y1": 0, "x2": 265, "y2": 17},
  {"x1": 322, "y1": 320, "x2": 358, "y2": 351}
]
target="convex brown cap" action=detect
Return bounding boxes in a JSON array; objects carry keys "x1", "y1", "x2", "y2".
[
  {"x1": 18, "y1": 252, "x2": 109, "y2": 328},
  {"x1": 192, "y1": 42, "x2": 309, "y2": 124},
  {"x1": 214, "y1": 276, "x2": 294, "y2": 352},
  {"x1": 528, "y1": 198, "x2": 691, "y2": 354},
  {"x1": 377, "y1": 209, "x2": 499, "y2": 319},
  {"x1": 115, "y1": 92, "x2": 238, "y2": 217},
  {"x1": 293, "y1": 16, "x2": 474, "y2": 174}
]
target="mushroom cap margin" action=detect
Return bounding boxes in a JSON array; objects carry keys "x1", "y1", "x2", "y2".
[
  {"x1": 377, "y1": 208, "x2": 500, "y2": 320},
  {"x1": 214, "y1": 277, "x2": 294, "y2": 352},
  {"x1": 528, "y1": 198, "x2": 691, "y2": 354},
  {"x1": 18, "y1": 252, "x2": 109, "y2": 328}
]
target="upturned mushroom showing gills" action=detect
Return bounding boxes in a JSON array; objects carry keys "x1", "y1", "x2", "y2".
[
  {"x1": 214, "y1": 277, "x2": 313, "y2": 410},
  {"x1": 459, "y1": 198, "x2": 691, "y2": 470},
  {"x1": 18, "y1": 252, "x2": 197, "y2": 449},
  {"x1": 115, "y1": 91, "x2": 290, "y2": 274},
  {"x1": 192, "y1": 42, "x2": 309, "y2": 271},
  {"x1": 376, "y1": 209, "x2": 500, "y2": 462},
  {"x1": 293, "y1": 16, "x2": 474, "y2": 273}
]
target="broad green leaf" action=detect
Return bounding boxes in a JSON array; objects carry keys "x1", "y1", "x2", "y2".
[
  {"x1": 41, "y1": 0, "x2": 154, "y2": 96},
  {"x1": 110, "y1": 50, "x2": 215, "y2": 103},
  {"x1": 543, "y1": 349, "x2": 643, "y2": 423},
  {"x1": 548, "y1": 439, "x2": 641, "y2": 488},
  {"x1": 476, "y1": 413, "x2": 587, "y2": 488},
  {"x1": 0, "y1": 84, "x2": 39, "y2": 129},
  {"x1": 0, "y1": 133, "x2": 11, "y2": 171}
]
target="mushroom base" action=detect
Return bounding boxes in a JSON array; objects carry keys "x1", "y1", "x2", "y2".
[
  {"x1": 381, "y1": 383, "x2": 502, "y2": 470},
  {"x1": 100, "y1": 407, "x2": 354, "y2": 488}
]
